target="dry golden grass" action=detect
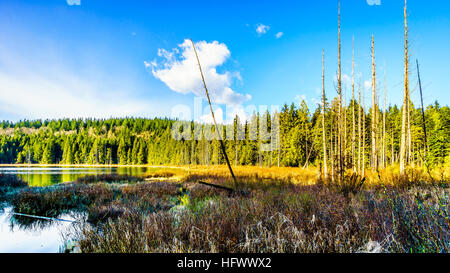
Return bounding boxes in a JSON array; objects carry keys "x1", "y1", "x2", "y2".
[{"x1": 143, "y1": 164, "x2": 449, "y2": 189}]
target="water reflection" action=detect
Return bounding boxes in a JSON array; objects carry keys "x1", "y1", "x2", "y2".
[
  {"x1": 0, "y1": 166, "x2": 151, "y2": 187},
  {"x1": 0, "y1": 207, "x2": 78, "y2": 253},
  {"x1": 0, "y1": 166, "x2": 158, "y2": 252}
]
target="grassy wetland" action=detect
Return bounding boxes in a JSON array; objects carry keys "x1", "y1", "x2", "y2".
[{"x1": 1, "y1": 165, "x2": 448, "y2": 253}]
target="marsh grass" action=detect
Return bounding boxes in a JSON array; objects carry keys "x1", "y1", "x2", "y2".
[
  {"x1": 2, "y1": 166, "x2": 448, "y2": 253},
  {"x1": 74, "y1": 174, "x2": 141, "y2": 184},
  {"x1": 70, "y1": 177, "x2": 448, "y2": 253},
  {"x1": 0, "y1": 174, "x2": 28, "y2": 203}
]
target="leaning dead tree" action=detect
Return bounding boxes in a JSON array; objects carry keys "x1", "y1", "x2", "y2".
[
  {"x1": 416, "y1": 59, "x2": 428, "y2": 161},
  {"x1": 190, "y1": 39, "x2": 238, "y2": 190}
]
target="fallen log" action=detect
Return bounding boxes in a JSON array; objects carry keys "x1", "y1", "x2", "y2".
[
  {"x1": 198, "y1": 181, "x2": 234, "y2": 194},
  {"x1": 197, "y1": 181, "x2": 250, "y2": 197}
]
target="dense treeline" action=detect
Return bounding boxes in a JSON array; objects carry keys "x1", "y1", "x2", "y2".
[{"x1": 0, "y1": 100, "x2": 448, "y2": 168}]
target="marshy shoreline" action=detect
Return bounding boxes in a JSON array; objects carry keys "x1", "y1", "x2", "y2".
[{"x1": 0, "y1": 165, "x2": 448, "y2": 253}]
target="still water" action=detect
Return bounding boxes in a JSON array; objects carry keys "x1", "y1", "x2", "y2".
[
  {"x1": 0, "y1": 166, "x2": 152, "y2": 187},
  {"x1": 0, "y1": 207, "x2": 78, "y2": 253},
  {"x1": 0, "y1": 166, "x2": 155, "y2": 253}
]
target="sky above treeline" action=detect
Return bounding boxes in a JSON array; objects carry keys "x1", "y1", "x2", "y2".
[{"x1": 0, "y1": 0, "x2": 449, "y2": 122}]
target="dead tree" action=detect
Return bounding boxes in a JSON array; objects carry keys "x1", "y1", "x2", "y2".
[
  {"x1": 191, "y1": 39, "x2": 237, "y2": 189},
  {"x1": 400, "y1": 0, "x2": 410, "y2": 174},
  {"x1": 322, "y1": 50, "x2": 328, "y2": 179},
  {"x1": 337, "y1": 1, "x2": 344, "y2": 181},
  {"x1": 382, "y1": 68, "x2": 387, "y2": 168},
  {"x1": 352, "y1": 36, "x2": 356, "y2": 172},
  {"x1": 358, "y1": 79, "x2": 362, "y2": 174},
  {"x1": 362, "y1": 83, "x2": 366, "y2": 177},
  {"x1": 416, "y1": 59, "x2": 428, "y2": 161},
  {"x1": 371, "y1": 35, "x2": 378, "y2": 171}
]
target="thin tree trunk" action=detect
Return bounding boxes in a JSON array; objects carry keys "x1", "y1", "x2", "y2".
[
  {"x1": 358, "y1": 79, "x2": 362, "y2": 174},
  {"x1": 352, "y1": 36, "x2": 356, "y2": 172},
  {"x1": 400, "y1": 0, "x2": 409, "y2": 174},
  {"x1": 277, "y1": 144, "x2": 280, "y2": 168},
  {"x1": 322, "y1": 50, "x2": 328, "y2": 179},
  {"x1": 391, "y1": 128, "x2": 395, "y2": 166},
  {"x1": 382, "y1": 68, "x2": 387, "y2": 169},
  {"x1": 331, "y1": 115, "x2": 335, "y2": 182},
  {"x1": 362, "y1": 86, "x2": 366, "y2": 177},
  {"x1": 191, "y1": 39, "x2": 237, "y2": 187},
  {"x1": 371, "y1": 35, "x2": 377, "y2": 171},
  {"x1": 416, "y1": 59, "x2": 428, "y2": 162},
  {"x1": 344, "y1": 92, "x2": 347, "y2": 168},
  {"x1": 337, "y1": 1, "x2": 343, "y2": 181}
]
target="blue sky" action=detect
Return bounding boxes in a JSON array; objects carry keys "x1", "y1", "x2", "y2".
[{"x1": 0, "y1": 0, "x2": 449, "y2": 122}]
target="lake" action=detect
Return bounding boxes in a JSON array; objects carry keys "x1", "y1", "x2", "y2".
[
  {"x1": 0, "y1": 166, "x2": 153, "y2": 187},
  {"x1": 0, "y1": 166, "x2": 158, "y2": 253}
]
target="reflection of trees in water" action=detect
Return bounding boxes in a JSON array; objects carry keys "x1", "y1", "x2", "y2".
[
  {"x1": 15, "y1": 167, "x2": 151, "y2": 187},
  {"x1": 9, "y1": 214, "x2": 55, "y2": 230},
  {"x1": 8, "y1": 211, "x2": 83, "y2": 231}
]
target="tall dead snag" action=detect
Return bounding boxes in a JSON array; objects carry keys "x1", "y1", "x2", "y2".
[
  {"x1": 331, "y1": 116, "x2": 335, "y2": 183},
  {"x1": 337, "y1": 1, "x2": 344, "y2": 181},
  {"x1": 190, "y1": 39, "x2": 237, "y2": 189},
  {"x1": 344, "y1": 92, "x2": 347, "y2": 167},
  {"x1": 352, "y1": 36, "x2": 356, "y2": 172},
  {"x1": 371, "y1": 35, "x2": 378, "y2": 170},
  {"x1": 382, "y1": 69, "x2": 387, "y2": 169},
  {"x1": 362, "y1": 84, "x2": 366, "y2": 177},
  {"x1": 358, "y1": 79, "x2": 362, "y2": 174},
  {"x1": 400, "y1": 0, "x2": 410, "y2": 174},
  {"x1": 322, "y1": 50, "x2": 328, "y2": 179}
]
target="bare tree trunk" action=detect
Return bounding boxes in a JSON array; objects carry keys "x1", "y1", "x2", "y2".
[
  {"x1": 358, "y1": 80, "x2": 362, "y2": 174},
  {"x1": 407, "y1": 97, "x2": 412, "y2": 166},
  {"x1": 331, "y1": 115, "x2": 335, "y2": 182},
  {"x1": 400, "y1": 0, "x2": 409, "y2": 174},
  {"x1": 382, "y1": 68, "x2": 387, "y2": 169},
  {"x1": 371, "y1": 35, "x2": 378, "y2": 171},
  {"x1": 192, "y1": 40, "x2": 237, "y2": 185},
  {"x1": 362, "y1": 86, "x2": 366, "y2": 177},
  {"x1": 416, "y1": 59, "x2": 428, "y2": 163},
  {"x1": 277, "y1": 145, "x2": 280, "y2": 167},
  {"x1": 322, "y1": 50, "x2": 328, "y2": 179},
  {"x1": 337, "y1": 1, "x2": 344, "y2": 181},
  {"x1": 344, "y1": 92, "x2": 347, "y2": 168},
  {"x1": 391, "y1": 127, "x2": 394, "y2": 166},
  {"x1": 235, "y1": 138, "x2": 238, "y2": 167},
  {"x1": 352, "y1": 36, "x2": 356, "y2": 173}
]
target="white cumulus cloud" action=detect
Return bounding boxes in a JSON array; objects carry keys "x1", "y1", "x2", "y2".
[
  {"x1": 66, "y1": 0, "x2": 81, "y2": 6},
  {"x1": 367, "y1": 0, "x2": 381, "y2": 6},
  {"x1": 256, "y1": 24, "x2": 270, "y2": 35},
  {"x1": 148, "y1": 39, "x2": 251, "y2": 105},
  {"x1": 275, "y1": 32, "x2": 284, "y2": 39}
]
